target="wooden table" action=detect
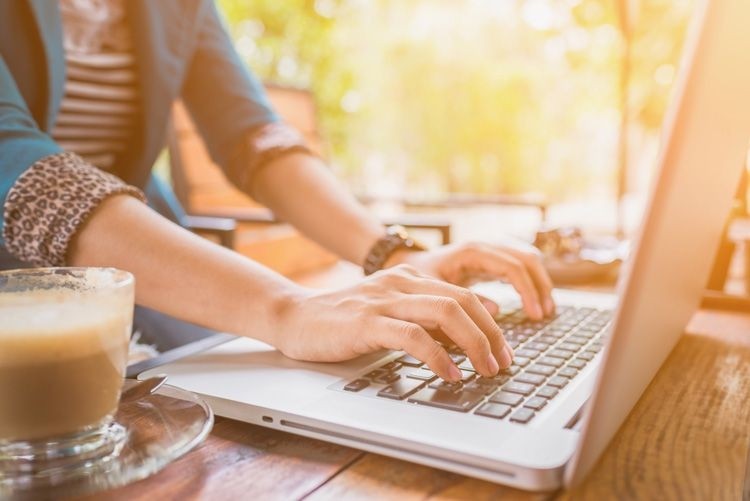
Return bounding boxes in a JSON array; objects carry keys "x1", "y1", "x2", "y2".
[{"x1": 85, "y1": 308, "x2": 750, "y2": 501}]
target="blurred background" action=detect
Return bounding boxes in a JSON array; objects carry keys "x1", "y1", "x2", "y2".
[
  {"x1": 216, "y1": 0, "x2": 695, "y2": 237},
  {"x1": 165, "y1": 0, "x2": 747, "y2": 293}
]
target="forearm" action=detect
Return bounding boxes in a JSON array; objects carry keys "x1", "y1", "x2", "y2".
[
  {"x1": 68, "y1": 195, "x2": 302, "y2": 343},
  {"x1": 250, "y1": 153, "x2": 385, "y2": 266}
]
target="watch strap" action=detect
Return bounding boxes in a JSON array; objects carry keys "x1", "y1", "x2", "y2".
[{"x1": 363, "y1": 226, "x2": 426, "y2": 276}]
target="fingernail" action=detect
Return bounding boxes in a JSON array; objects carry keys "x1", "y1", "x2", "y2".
[
  {"x1": 543, "y1": 297, "x2": 555, "y2": 316},
  {"x1": 500, "y1": 346, "x2": 513, "y2": 368},
  {"x1": 481, "y1": 298, "x2": 499, "y2": 317},
  {"x1": 448, "y1": 364, "x2": 462, "y2": 382},
  {"x1": 487, "y1": 354, "x2": 500, "y2": 375}
]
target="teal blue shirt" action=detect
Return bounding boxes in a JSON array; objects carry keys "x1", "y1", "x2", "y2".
[{"x1": 0, "y1": 0, "x2": 279, "y2": 252}]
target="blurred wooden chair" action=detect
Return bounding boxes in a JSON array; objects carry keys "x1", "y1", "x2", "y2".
[
  {"x1": 166, "y1": 84, "x2": 452, "y2": 276},
  {"x1": 702, "y1": 168, "x2": 750, "y2": 311}
]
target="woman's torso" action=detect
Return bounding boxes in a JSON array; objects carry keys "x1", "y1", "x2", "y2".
[{"x1": 53, "y1": 0, "x2": 139, "y2": 172}]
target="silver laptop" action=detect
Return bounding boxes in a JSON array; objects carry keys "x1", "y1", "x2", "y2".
[{"x1": 136, "y1": 0, "x2": 750, "y2": 490}]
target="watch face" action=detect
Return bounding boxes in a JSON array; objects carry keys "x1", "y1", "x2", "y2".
[{"x1": 387, "y1": 225, "x2": 408, "y2": 239}]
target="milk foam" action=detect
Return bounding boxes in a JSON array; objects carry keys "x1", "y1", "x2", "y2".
[
  {"x1": 0, "y1": 270, "x2": 133, "y2": 364},
  {"x1": 1, "y1": 286, "x2": 119, "y2": 323}
]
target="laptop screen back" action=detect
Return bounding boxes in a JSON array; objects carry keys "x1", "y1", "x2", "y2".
[{"x1": 566, "y1": 0, "x2": 750, "y2": 486}]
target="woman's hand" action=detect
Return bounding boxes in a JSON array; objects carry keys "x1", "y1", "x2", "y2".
[
  {"x1": 386, "y1": 242, "x2": 555, "y2": 321},
  {"x1": 274, "y1": 265, "x2": 513, "y2": 382}
]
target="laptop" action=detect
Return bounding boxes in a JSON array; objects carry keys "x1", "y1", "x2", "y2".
[{"x1": 134, "y1": 0, "x2": 750, "y2": 491}]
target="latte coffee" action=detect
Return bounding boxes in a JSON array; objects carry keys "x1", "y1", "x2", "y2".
[{"x1": 0, "y1": 269, "x2": 133, "y2": 442}]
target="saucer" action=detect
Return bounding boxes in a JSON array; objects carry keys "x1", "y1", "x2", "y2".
[{"x1": 1, "y1": 382, "x2": 214, "y2": 499}]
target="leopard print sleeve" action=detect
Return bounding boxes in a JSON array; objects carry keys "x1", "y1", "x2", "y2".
[{"x1": 2, "y1": 151, "x2": 146, "y2": 267}]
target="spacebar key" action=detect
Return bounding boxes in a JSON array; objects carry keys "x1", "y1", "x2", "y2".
[{"x1": 407, "y1": 388, "x2": 484, "y2": 412}]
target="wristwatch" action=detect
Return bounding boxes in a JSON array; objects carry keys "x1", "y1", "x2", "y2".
[{"x1": 363, "y1": 225, "x2": 427, "y2": 276}]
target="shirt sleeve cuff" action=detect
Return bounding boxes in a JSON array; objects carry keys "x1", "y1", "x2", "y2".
[
  {"x1": 2, "y1": 151, "x2": 146, "y2": 267},
  {"x1": 227, "y1": 122, "x2": 315, "y2": 195}
]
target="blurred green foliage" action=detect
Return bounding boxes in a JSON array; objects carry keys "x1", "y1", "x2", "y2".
[{"x1": 217, "y1": 0, "x2": 693, "y2": 201}]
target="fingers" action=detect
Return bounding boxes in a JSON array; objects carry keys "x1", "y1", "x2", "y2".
[
  {"x1": 376, "y1": 265, "x2": 512, "y2": 374},
  {"x1": 505, "y1": 249, "x2": 556, "y2": 316},
  {"x1": 381, "y1": 294, "x2": 511, "y2": 377},
  {"x1": 393, "y1": 278, "x2": 511, "y2": 370},
  {"x1": 376, "y1": 318, "x2": 460, "y2": 381},
  {"x1": 475, "y1": 293, "x2": 500, "y2": 318},
  {"x1": 461, "y1": 245, "x2": 544, "y2": 320}
]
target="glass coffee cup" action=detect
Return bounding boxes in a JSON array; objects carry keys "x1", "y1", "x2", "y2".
[{"x1": 0, "y1": 268, "x2": 134, "y2": 484}]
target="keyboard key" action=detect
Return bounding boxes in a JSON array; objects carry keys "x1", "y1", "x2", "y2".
[
  {"x1": 536, "y1": 386, "x2": 559, "y2": 399},
  {"x1": 377, "y1": 378, "x2": 425, "y2": 400},
  {"x1": 499, "y1": 365, "x2": 521, "y2": 376},
  {"x1": 525, "y1": 342, "x2": 549, "y2": 351},
  {"x1": 545, "y1": 328, "x2": 568, "y2": 338},
  {"x1": 514, "y1": 373, "x2": 546, "y2": 386},
  {"x1": 527, "y1": 364, "x2": 555, "y2": 376},
  {"x1": 373, "y1": 372, "x2": 400, "y2": 384},
  {"x1": 552, "y1": 320, "x2": 577, "y2": 329},
  {"x1": 515, "y1": 348, "x2": 541, "y2": 359},
  {"x1": 538, "y1": 357, "x2": 564, "y2": 368},
  {"x1": 344, "y1": 379, "x2": 370, "y2": 392},
  {"x1": 548, "y1": 349, "x2": 575, "y2": 360},
  {"x1": 462, "y1": 381, "x2": 496, "y2": 395},
  {"x1": 407, "y1": 368, "x2": 437, "y2": 381},
  {"x1": 567, "y1": 336, "x2": 589, "y2": 345},
  {"x1": 537, "y1": 335, "x2": 558, "y2": 345},
  {"x1": 448, "y1": 353, "x2": 466, "y2": 364},
  {"x1": 558, "y1": 367, "x2": 578, "y2": 379},
  {"x1": 547, "y1": 376, "x2": 569, "y2": 388},
  {"x1": 576, "y1": 330, "x2": 598, "y2": 339},
  {"x1": 397, "y1": 354, "x2": 424, "y2": 367},
  {"x1": 577, "y1": 326, "x2": 599, "y2": 334},
  {"x1": 365, "y1": 369, "x2": 387, "y2": 379},
  {"x1": 475, "y1": 402, "x2": 512, "y2": 419},
  {"x1": 458, "y1": 359, "x2": 476, "y2": 371},
  {"x1": 380, "y1": 361, "x2": 403, "y2": 371},
  {"x1": 502, "y1": 381, "x2": 535, "y2": 396},
  {"x1": 578, "y1": 352, "x2": 596, "y2": 361},
  {"x1": 523, "y1": 396, "x2": 547, "y2": 411},
  {"x1": 408, "y1": 388, "x2": 484, "y2": 412},
  {"x1": 475, "y1": 375, "x2": 510, "y2": 387},
  {"x1": 489, "y1": 391, "x2": 523, "y2": 406},
  {"x1": 512, "y1": 356, "x2": 530, "y2": 367},
  {"x1": 558, "y1": 342, "x2": 581, "y2": 352},
  {"x1": 430, "y1": 370, "x2": 473, "y2": 385},
  {"x1": 568, "y1": 359, "x2": 587, "y2": 369},
  {"x1": 510, "y1": 408, "x2": 535, "y2": 423},
  {"x1": 429, "y1": 380, "x2": 464, "y2": 392}
]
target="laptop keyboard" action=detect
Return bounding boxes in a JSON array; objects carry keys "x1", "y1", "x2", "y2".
[{"x1": 341, "y1": 305, "x2": 612, "y2": 424}]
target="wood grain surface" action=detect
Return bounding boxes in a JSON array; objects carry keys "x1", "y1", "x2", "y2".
[
  {"x1": 561, "y1": 310, "x2": 750, "y2": 500},
  {"x1": 82, "y1": 418, "x2": 363, "y2": 501},
  {"x1": 81, "y1": 310, "x2": 750, "y2": 501}
]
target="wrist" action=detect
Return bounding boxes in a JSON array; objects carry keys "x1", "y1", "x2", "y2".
[
  {"x1": 362, "y1": 225, "x2": 427, "y2": 275},
  {"x1": 238, "y1": 279, "x2": 307, "y2": 343},
  {"x1": 382, "y1": 247, "x2": 424, "y2": 269}
]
